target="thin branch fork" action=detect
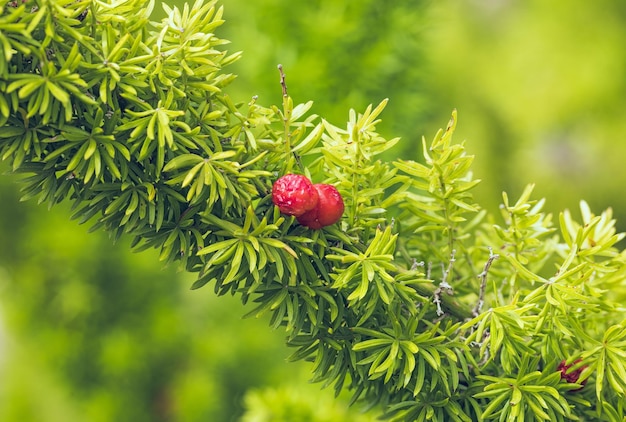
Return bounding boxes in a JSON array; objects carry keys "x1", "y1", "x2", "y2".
[{"x1": 472, "y1": 247, "x2": 499, "y2": 317}]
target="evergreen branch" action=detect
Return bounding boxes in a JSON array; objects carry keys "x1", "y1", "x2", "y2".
[{"x1": 2, "y1": 1, "x2": 626, "y2": 420}]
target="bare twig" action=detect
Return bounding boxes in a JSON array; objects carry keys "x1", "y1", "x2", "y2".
[
  {"x1": 410, "y1": 259, "x2": 424, "y2": 271},
  {"x1": 434, "y1": 281, "x2": 454, "y2": 317},
  {"x1": 441, "y1": 249, "x2": 456, "y2": 286},
  {"x1": 478, "y1": 332, "x2": 491, "y2": 366},
  {"x1": 434, "y1": 250, "x2": 456, "y2": 316},
  {"x1": 433, "y1": 290, "x2": 444, "y2": 316},
  {"x1": 472, "y1": 247, "x2": 500, "y2": 317},
  {"x1": 277, "y1": 64, "x2": 288, "y2": 98}
]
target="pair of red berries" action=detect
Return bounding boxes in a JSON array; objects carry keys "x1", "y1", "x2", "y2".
[{"x1": 271, "y1": 174, "x2": 344, "y2": 229}]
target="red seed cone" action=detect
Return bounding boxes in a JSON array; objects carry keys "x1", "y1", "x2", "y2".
[
  {"x1": 297, "y1": 184, "x2": 344, "y2": 229},
  {"x1": 557, "y1": 359, "x2": 588, "y2": 391},
  {"x1": 272, "y1": 174, "x2": 319, "y2": 217}
]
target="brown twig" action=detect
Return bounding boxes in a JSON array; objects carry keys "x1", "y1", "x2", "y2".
[
  {"x1": 472, "y1": 247, "x2": 499, "y2": 317},
  {"x1": 277, "y1": 64, "x2": 288, "y2": 98}
]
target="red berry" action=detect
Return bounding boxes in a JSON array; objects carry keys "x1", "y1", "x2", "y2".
[
  {"x1": 557, "y1": 359, "x2": 587, "y2": 391},
  {"x1": 272, "y1": 174, "x2": 319, "y2": 217},
  {"x1": 297, "y1": 184, "x2": 344, "y2": 229}
]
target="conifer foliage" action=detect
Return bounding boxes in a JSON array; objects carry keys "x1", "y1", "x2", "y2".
[{"x1": 1, "y1": 0, "x2": 626, "y2": 420}]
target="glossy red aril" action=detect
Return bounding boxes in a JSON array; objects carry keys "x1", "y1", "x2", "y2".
[
  {"x1": 558, "y1": 359, "x2": 587, "y2": 391},
  {"x1": 272, "y1": 174, "x2": 319, "y2": 217},
  {"x1": 297, "y1": 184, "x2": 344, "y2": 229}
]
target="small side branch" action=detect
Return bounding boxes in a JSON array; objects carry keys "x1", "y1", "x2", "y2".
[
  {"x1": 434, "y1": 250, "x2": 456, "y2": 317},
  {"x1": 277, "y1": 64, "x2": 298, "y2": 171},
  {"x1": 442, "y1": 249, "x2": 456, "y2": 286},
  {"x1": 410, "y1": 259, "x2": 424, "y2": 271},
  {"x1": 472, "y1": 247, "x2": 499, "y2": 317},
  {"x1": 277, "y1": 64, "x2": 288, "y2": 98}
]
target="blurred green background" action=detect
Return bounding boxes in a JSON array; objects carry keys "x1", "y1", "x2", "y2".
[{"x1": 1, "y1": 0, "x2": 626, "y2": 420}]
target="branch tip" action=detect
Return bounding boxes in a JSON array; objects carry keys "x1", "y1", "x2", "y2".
[{"x1": 277, "y1": 64, "x2": 288, "y2": 97}]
